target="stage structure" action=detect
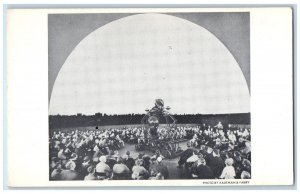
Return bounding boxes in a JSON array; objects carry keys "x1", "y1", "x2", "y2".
[{"x1": 141, "y1": 99, "x2": 177, "y2": 138}]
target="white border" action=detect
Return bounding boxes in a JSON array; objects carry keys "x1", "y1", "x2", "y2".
[{"x1": 6, "y1": 7, "x2": 294, "y2": 187}]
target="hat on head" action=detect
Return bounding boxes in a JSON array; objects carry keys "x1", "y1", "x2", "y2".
[
  {"x1": 99, "y1": 156, "x2": 107, "y2": 163},
  {"x1": 241, "y1": 171, "x2": 251, "y2": 179},
  {"x1": 225, "y1": 158, "x2": 234, "y2": 166},
  {"x1": 157, "y1": 157, "x2": 162, "y2": 162}
]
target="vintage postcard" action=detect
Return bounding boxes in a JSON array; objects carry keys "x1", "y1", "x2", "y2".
[{"x1": 6, "y1": 7, "x2": 294, "y2": 187}]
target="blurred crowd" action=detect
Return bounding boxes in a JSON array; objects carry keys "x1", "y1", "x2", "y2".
[{"x1": 49, "y1": 123, "x2": 251, "y2": 180}]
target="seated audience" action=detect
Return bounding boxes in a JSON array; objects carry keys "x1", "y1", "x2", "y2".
[{"x1": 49, "y1": 124, "x2": 251, "y2": 180}]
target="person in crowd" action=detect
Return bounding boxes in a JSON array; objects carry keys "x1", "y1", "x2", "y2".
[
  {"x1": 241, "y1": 171, "x2": 251, "y2": 179},
  {"x1": 215, "y1": 121, "x2": 224, "y2": 130},
  {"x1": 241, "y1": 141, "x2": 251, "y2": 156},
  {"x1": 206, "y1": 149, "x2": 225, "y2": 178},
  {"x1": 132, "y1": 159, "x2": 149, "y2": 179},
  {"x1": 241, "y1": 159, "x2": 251, "y2": 174},
  {"x1": 228, "y1": 131, "x2": 237, "y2": 144},
  {"x1": 106, "y1": 151, "x2": 118, "y2": 169},
  {"x1": 50, "y1": 160, "x2": 62, "y2": 180},
  {"x1": 84, "y1": 165, "x2": 98, "y2": 180},
  {"x1": 81, "y1": 156, "x2": 92, "y2": 177},
  {"x1": 178, "y1": 142, "x2": 195, "y2": 168},
  {"x1": 232, "y1": 151, "x2": 243, "y2": 179},
  {"x1": 205, "y1": 147, "x2": 214, "y2": 166},
  {"x1": 190, "y1": 134, "x2": 199, "y2": 147},
  {"x1": 190, "y1": 157, "x2": 214, "y2": 179},
  {"x1": 142, "y1": 154, "x2": 151, "y2": 171},
  {"x1": 237, "y1": 137, "x2": 246, "y2": 150},
  {"x1": 214, "y1": 138, "x2": 223, "y2": 150},
  {"x1": 95, "y1": 156, "x2": 111, "y2": 179},
  {"x1": 69, "y1": 153, "x2": 80, "y2": 172},
  {"x1": 149, "y1": 157, "x2": 169, "y2": 179},
  {"x1": 220, "y1": 158, "x2": 236, "y2": 179},
  {"x1": 123, "y1": 154, "x2": 135, "y2": 171},
  {"x1": 92, "y1": 148, "x2": 102, "y2": 163},
  {"x1": 57, "y1": 147, "x2": 67, "y2": 160},
  {"x1": 59, "y1": 160, "x2": 80, "y2": 180},
  {"x1": 112, "y1": 157, "x2": 130, "y2": 180},
  {"x1": 115, "y1": 134, "x2": 125, "y2": 148}
]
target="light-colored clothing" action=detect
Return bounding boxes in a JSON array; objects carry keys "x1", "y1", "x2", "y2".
[
  {"x1": 113, "y1": 163, "x2": 130, "y2": 174},
  {"x1": 95, "y1": 162, "x2": 111, "y2": 173},
  {"x1": 99, "y1": 139, "x2": 106, "y2": 147},
  {"x1": 84, "y1": 174, "x2": 98, "y2": 180},
  {"x1": 57, "y1": 149, "x2": 67, "y2": 160},
  {"x1": 220, "y1": 166, "x2": 236, "y2": 179},
  {"x1": 59, "y1": 170, "x2": 80, "y2": 180},
  {"x1": 50, "y1": 169, "x2": 61, "y2": 180},
  {"x1": 132, "y1": 165, "x2": 148, "y2": 176},
  {"x1": 228, "y1": 134, "x2": 236, "y2": 143},
  {"x1": 187, "y1": 155, "x2": 199, "y2": 163}
]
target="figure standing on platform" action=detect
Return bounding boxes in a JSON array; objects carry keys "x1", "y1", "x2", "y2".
[{"x1": 141, "y1": 99, "x2": 176, "y2": 138}]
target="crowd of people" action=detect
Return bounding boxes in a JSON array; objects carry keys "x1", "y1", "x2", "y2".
[{"x1": 49, "y1": 123, "x2": 251, "y2": 180}]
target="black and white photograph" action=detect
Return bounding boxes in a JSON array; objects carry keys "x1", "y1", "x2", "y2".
[
  {"x1": 4, "y1": 5, "x2": 295, "y2": 187},
  {"x1": 48, "y1": 12, "x2": 252, "y2": 181}
]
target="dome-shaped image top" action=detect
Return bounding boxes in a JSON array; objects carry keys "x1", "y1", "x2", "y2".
[{"x1": 49, "y1": 13, "x2": 250, "y2": 115}]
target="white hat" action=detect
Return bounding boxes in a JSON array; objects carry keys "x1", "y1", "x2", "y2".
[
  {"x1": 99, "y1": 155, "x2": 107, "y2": 163},
  {"x1": 157, "y1": 157, "x2": 162, "y2": 162}
]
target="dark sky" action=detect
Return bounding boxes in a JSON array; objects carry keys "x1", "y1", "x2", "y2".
[{"x1": 48, "y1": 12, "x2": 250, "y2": 103}]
